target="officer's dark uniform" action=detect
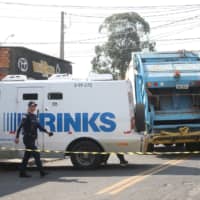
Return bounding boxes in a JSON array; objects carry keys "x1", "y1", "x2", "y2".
[
  {"x1": 16, "y1": 106, "x2": 50, "y2": 177},
  {"x1": 116, "y1": 154, "x2": 128, "y2": 166}
]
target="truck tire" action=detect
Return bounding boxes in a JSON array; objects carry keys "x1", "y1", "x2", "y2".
[
  {"x1": 70, "y1": 140, "x2": 103, "y2": 169},
  {"x1": 135, "y1": 104, "x2": 145, "y2": 132}
]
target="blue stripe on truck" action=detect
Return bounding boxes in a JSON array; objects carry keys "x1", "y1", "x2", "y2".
[
  {"x1": 3, "y1": 112, "x2": 5, "y2": 132},
  {"x1": 6, "y1": 113, "x2": 9, "y2": 132}
]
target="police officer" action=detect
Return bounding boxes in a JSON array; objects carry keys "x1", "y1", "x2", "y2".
[
  {"x1": 15, "y1": 101, "x2": 53, "y2": 178},
  {"x1": 102, "y1": 154, "x2": 128, "y2": 166},
  {"x1": 117, "y1": 154, "x2": 128, "y2": 166}
]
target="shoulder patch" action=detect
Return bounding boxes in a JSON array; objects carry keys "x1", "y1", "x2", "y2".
[{"x1": 22, "y1": 114, "x2": 28, "y2": 119}]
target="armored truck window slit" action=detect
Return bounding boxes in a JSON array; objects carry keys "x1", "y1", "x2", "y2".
[
  {"x1": 23, "y1": 93, "x2": 38, "y2": 100},
  {"x1": 48, "y1": 93, "x2": 63, "y2": 100}
]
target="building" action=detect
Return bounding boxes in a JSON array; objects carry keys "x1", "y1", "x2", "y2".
[{"x1": 0, "y1": 47, "x2": 72, "y2": 80}]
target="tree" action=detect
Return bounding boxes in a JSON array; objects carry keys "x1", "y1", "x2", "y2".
[{"x1": 91, "y1": 12, "x2": 152, "y2": 79}]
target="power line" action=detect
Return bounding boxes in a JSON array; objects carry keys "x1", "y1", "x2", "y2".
[
  {"x1": 152, "y1": 21, "x2": 200, "y2": 39},
  {"x1": 156, "y1": 37, "x2": 200, "y2": 42},
  {"x1": 67, "y1": 7, "x2": 200, "y2": 20},
  {"x1": 151, "y1": 15, "x2": 200, "y2": 29},
  {"x1": 143, "y1": 7, "x2": 200, "y2": 18},
  {"x1": 4, "y1": 37, "x2": 200, "y2": 46},
  {"x1": 0, "y1": 6, "x2": 196, "y2": 20},
  {"x1": 0, "y1": 15, "x2": 59, "y2": 22},
  {"x1": 157, "y1": 39, "x2": 200, "y2": 46},
  {"x1": 0, "y1": 12, "x2": 199, "y2": 25},
  {"x1": 68, "y1": 7, "x2": 198, "y2": 18},
  {"x1": 0, "y1": 5, "x2": 198, "y2": 23},
  {"x1": 0, "y1": 1, "x2": 200, "y2": 10}
]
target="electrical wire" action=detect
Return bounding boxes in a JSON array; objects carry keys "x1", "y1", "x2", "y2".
[
  {"x1": 0, "y1": 1, "x2": 200, "y2": 12},
  {"x1": 0, "y1": 15, "x2": 59, "y2": 22},
  {"x1": 4, "y1": 37, "x2": 200, "y2": 46},
  {"x1": 152, "y1": 21, "x2": 200, "y2": 39},
  {"x1": 151, "y1": 15, "x2": 200, "y2": 29}
]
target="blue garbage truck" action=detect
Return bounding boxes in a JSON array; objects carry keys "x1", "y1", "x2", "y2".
[{"x1": 127, "y1": 50, "x2": 200, "y2": 151}]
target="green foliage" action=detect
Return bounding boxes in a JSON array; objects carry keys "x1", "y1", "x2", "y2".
[{"x1": 91, "y1": 12, "x2": 152, "y2": 79}]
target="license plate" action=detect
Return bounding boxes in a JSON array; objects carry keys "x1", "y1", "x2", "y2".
[{"x1": 176, "y1": 84, "x2": 189, "y2": 89}]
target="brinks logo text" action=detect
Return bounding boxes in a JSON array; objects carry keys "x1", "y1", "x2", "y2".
[{"x1": 39, "y1": 112, "x2": 116, "y2": 132}]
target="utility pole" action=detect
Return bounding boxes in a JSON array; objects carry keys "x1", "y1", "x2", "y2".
[{"x1": 60, "y1": 11, "x2": 65, "y2": 59}]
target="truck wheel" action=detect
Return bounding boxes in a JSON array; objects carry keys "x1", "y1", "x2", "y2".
[
  {"x1": 70, "y1": 140, "x2": 103, "y2": 169},
  {"x1": 135, "y1": 104, "x2": 145, "y2": 132},
  {"x1": 185, "y1": 143, "x2": 200, "y2": 151}
]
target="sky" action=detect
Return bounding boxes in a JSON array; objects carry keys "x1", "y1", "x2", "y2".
[{"x1": 0, "y1": 0, "x2": 200, "y2": 78}]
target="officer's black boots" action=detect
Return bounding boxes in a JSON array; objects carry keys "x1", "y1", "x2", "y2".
[
  {"x1": 117, "y1": 154, "x2": 129, "y2": 166},
  {"x1": 40, "y1": 171, "x2": 49, "y2": 178},
  {"x1": 19, "y1": 172, "x2": 32, "y2": 178},
  {"x1": 120, "y1": 160, "x2": 128, "y2": 166}
]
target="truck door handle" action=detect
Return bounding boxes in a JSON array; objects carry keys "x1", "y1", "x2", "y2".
[{"x1": 45, "y1": 107, "x2": 49, "y2": 111}]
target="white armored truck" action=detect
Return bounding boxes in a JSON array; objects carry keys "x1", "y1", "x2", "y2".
[{"x1": 0, "y1": 74, "x2": 144, "y2": 169}]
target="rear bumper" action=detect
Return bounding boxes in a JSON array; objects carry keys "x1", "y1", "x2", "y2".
[{"x1": 145, "y1": 128, "x2": 200, "y2": 145}]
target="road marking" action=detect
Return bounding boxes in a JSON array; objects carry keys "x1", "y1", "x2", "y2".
[{"x1": 96, "y1": 156, "x2": 188, "y2": 196}]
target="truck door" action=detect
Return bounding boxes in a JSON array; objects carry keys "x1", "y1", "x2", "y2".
[
  {"x1": 0, "y1": 87, "x2": 2, "y2": 136},
  {"x1": 0, "y1": 87, "x2": 7, "y2": 148},
  {"x1": 43, "y1": 91, "x2": 64, "y2": 150},
  {"x1": 16, "y1": 87, "x2": 45, "y2": 150},
  {"x1": 0, "y1": 86, "x2": 18, "y2": 158}
]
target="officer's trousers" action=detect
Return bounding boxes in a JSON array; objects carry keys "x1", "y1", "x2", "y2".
[
  {"x1": 20, "y1": 136, "x2": 43, "y2": 173},
  {"x1": 116, "y1": 154, "x2": 127, "y2": 163}
]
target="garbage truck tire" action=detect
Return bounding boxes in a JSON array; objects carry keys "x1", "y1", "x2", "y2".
[{"x1": 135, "y1": 104, "x2": 145, "y2": 132}]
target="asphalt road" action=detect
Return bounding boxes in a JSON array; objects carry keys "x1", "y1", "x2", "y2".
[{"x1": 0, "y1": 153, "x2": 200, "y2": 200}]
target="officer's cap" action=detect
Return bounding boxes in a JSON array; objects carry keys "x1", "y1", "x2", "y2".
[{"x1": 28, "y1": 101, "x2": 37, "y2": 107}]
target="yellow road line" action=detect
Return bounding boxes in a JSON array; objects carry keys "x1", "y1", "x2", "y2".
[
  {"x1": 110, "y1": 158, "x2": 186, "y2": 195},
  {"x1": 96, "y1": 162, "x2": 169, "y2": 195},
  {"x1": 96, "y1": 156, "x2": 188, "y2": 196}
]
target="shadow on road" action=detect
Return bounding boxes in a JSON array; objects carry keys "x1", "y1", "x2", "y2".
[
  {"x1": 154, "y1": 145, "x2": 200, "y2": 161},
  {"x1": 0, "y1": 154, "x2": 200, "y2": 198}
]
